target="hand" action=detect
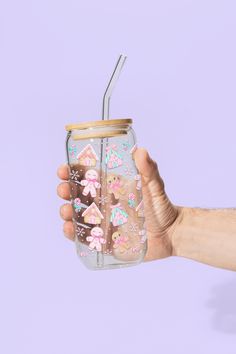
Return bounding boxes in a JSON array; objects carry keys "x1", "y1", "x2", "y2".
[
  {"x1": 133, "y1": 148, "x2": 182, "y2": 261},
  {"x1": 57, "y1": 148, "x2": 183, "y2": 262}
]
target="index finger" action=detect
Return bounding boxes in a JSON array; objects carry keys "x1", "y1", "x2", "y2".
[{"x1": 57, "y1": 164, "x2": 70, "y2": 180}]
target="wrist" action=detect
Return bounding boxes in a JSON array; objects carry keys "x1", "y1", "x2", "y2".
[{"x1": 169, "y1": 205, "x2": 187, "y2": 257}]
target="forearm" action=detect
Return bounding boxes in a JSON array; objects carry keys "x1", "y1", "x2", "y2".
[{"x1": 172, "y1": 207, "x2": 236, "y2": 271}]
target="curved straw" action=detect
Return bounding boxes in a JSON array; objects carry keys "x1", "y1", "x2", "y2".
[
  {"x1": 102, "y1": 54, "x2": 127, "y2": 120},
  {"x1": 97, "y1": 54, "x2": 127, "y2": 267}
]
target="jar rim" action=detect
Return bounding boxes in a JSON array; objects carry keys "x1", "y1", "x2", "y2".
[
  {"x1": 71, "y1": 130, "x2": 128, "y2": 140},
  {"x1": 65, "y1": 118, "x2": 132, "y2": 131}
]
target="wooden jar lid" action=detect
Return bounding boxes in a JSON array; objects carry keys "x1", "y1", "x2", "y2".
[{"x1": 65, "y1": 118, "x2": 132, "y2": 131}]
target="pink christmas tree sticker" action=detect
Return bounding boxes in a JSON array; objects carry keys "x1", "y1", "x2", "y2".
[
  {"x1": 105, "y1": 144, "x2": 123, "y2": 169},
  {"x1": 110, "y1": 203, "x2": 128, "y2": 226}
]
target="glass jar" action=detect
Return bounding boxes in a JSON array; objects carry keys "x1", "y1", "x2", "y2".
[{"x1": 65, "y1": 118, "x2": 147, "y2": 270}]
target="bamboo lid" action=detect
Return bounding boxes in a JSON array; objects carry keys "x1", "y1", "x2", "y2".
[
  {"x1": 65, "y1": 118, "x2": 132, "y2": 131},
  {"x1": 71, "y1": 130, "x2": 127, "y2": 140}
]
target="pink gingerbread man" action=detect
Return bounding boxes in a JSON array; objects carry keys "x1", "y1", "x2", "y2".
[
  {"x1": 86, "y1": 227, "x2": 106, "y2": 252},
  {"x1": 81, "y1": 169, "x2": 101, "y2": 198}
]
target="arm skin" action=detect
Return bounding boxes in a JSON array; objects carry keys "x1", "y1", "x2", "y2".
[
  {"x1": 172, "y1": 206, "x2": 236, "y2": 271},
  {"x1": 57, "y1": 148, "x2": 236, "y2": 272}
]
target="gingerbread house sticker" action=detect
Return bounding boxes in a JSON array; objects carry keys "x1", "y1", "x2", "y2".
[
  {"x1": 136, "y1": 200, "x2": 145, "y2": 218},
  {"x1": 77, "y1": 144, "x2": 98, "y2": 167},
  {"x1": 82, "y1": 202, "x2": 104, "y2": 225}
]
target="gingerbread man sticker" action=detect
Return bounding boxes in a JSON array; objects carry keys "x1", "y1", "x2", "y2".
[
  {"x1": 112, "y1": 231, "x2": 130, "y2": 253},
  {"x1": 107, "y1": 174, "x2": 126, "y2": 199},
  {"x1": 81, "y1": 169, "x2": 101, "y2": 198},
  {"x1": 86, "y1": 226, "x2": 106, "y2": 252}
]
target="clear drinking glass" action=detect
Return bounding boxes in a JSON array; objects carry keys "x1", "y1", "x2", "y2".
[{"x1": 65, "y1": 118, "x2": 147, "y2": 270}]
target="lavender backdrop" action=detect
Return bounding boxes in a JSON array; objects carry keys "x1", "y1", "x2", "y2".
[{"x1": 1, "y1": 1, "x2": 236, "y2": 353}]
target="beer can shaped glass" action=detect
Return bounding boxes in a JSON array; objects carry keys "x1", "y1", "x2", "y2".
[{"x1": 65, "y1": 118, "x2": 147, "y2": 270}]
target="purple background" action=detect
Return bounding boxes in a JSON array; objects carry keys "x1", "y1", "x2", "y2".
[{"x1": 1, "y1": 1, "x2": 236, "y2": 353}]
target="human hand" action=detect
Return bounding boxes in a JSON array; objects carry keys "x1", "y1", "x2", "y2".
[{"x1": 57, "y1": 148, "x2": 183, "y2": 262}]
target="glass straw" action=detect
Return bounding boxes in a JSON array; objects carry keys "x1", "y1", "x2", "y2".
[
  {"x1": 97, "y1": 54, "x2": 127, "y2": 267},
  {"x1": 102, "y1": 54, "x2": 127, "y2": 120}
]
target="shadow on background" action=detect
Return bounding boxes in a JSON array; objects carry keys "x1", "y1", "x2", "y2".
[{"x1": 207, "y1": 277, "x2": 236, "y2": 334}]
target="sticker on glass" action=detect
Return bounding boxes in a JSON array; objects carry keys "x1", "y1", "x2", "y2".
[
  {"x1": 129, "y1": 144, "x2": 137, "y2": 154},
  {"x1": 121, "y1": 140, "x2": 131, "y2": 152},
  {"x1": 82, "y1": 202, "x2": 104, "y2": 225},
  {"x1": 139, "y1": 229, "x2": 147, "y2": 243},
  {"x1": 69, "y1": 144, "x2": 77, "y2": 158},
  {"x1": 86, "y1": 226, "x2": 106, "y2": 252},
  {"x1": 81, "y1": 169, "x2": 101, "y2": 198},
  {"x1": 136, "y1": 200, "x2": 145, "y2": 218},
  {"x1": 105, "y1": 144, "x2": 123, "y2": 169},
  {"x1": 76, "y1": 225, "x2": 86, "y2": 237},
  {"x1": 128, "y1": 193, "x2": 136, "y2": 208},
  {"x1": 112, "y1": 231, "x2": 131, "y2": 253},
  {"x1": 123, "y1": 163, "x2": 133, "y2": 176},
  {"x1": 110, "y1": 203, "x2": 128, "y2": 226},
  {"x1": 129, "y1": 222, "x2": 139, "y2": 233},
  {"x1": 107, "y1": 174, "x2": 126, "y2": 199},
  {"x1": 132, "y1": 245, "x2": 142, "y2": 253},
  {"x1": 77, "y1": 144, "x2": 98, "y2": 167},
  {"x1": 134, "y1": 174, "x2": 142, "y2": 190},
  {"x1": 98, "y1": 195, "x2": 109, "y2": 205},
  {"x1": 74, "y1": 198, "x2": 82, "y2": 212},
  {"x1": 70, "y1": 169, "x2": 80, "y2": 183}
]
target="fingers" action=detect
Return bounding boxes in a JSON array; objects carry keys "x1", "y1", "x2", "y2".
[
  {"x1": 57, "y1": 164, "x2": 74, "y2": 240},
  {"x1": 57, "y1": 182, "x2": 71, "y2": 200},
  {"x1": 134, "y1": 148, "x2": 164, "y2": 188},
  {"x1": 60, "y1": 203, "x2": 73, "y2": 221},
  {"x1": 133, "y1": 148, "x2": 155, "y2": 177},
  {"x1": 63, "y1": 221, "x2": 75, "y2": 241},
  {"x1": 60, "y1": 204, "x2": 75, "y2": 241},
  {"x1": 57, "y1": 164, "x2": 69, "y2": 180},
  {"x1": 57, "y1": 164, "x2": 71, "y2": 200}
]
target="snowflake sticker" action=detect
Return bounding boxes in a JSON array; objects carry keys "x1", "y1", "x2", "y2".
[
  {"x1": 132, "y1": 245, "x2": 142, "y2": 253},
  {"x1": 70, "y1": 169, "x2": 80, "y2": 181},
  {"x1": 76, "y1": 226, "x2": 86, "y2": 238},
  {"x1": 98, "y1": 195, "x2": 109, "y2": 205},
  {"x1": 139, "y1": 229, "x2": 147, "y2": 243},
  {"x1": 129, "y1": 223, "x2": 139, "y2": 233},
  {"x1": 123, "y1": 163, "x2": 134, "y2": 176}
]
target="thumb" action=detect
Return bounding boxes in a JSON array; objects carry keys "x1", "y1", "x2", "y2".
[
  {"x1": 133, "y1": 148, "x2": 179, "y2": 238},
  {"x1": 133, "y1": 148, "x2": 164, "y2": 192}
]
